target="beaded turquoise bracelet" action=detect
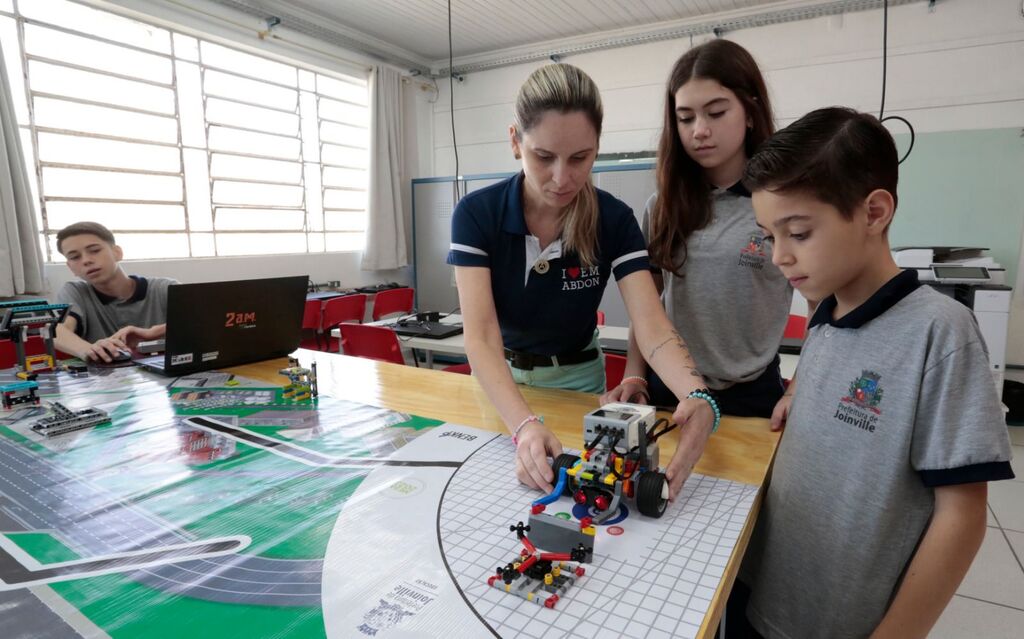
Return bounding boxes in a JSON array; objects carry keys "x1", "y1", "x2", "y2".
[{"x1": 687, "y1": 388, "x2": 721, "y2": 433}]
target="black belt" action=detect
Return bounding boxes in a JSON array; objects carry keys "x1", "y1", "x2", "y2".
[{"x1": 504, "y1": 348, "x2": 599, "y2": 371}]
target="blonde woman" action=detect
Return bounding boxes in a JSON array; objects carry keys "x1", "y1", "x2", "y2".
[{"x1": 448, "y1": 64, "x2": 716, "y2": 499}]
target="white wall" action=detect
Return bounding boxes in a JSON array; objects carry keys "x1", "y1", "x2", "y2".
[
  {"x1": 429, "y1": 0, "x2": 1024, "y2": 176},
  {"x1": 426, "y1": 0, "x2": 1024, "y2": 362}
]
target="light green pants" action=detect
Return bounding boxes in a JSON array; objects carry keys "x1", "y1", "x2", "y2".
[{"x1": 508, "y1": 331, "x2": 605, "y2": 394}]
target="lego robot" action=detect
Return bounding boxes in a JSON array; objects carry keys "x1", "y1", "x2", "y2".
[
  {"x1": 487, "y1": 521, "x2": 591, "y2": 609},
  {"x1": 1, "y1": 380, "x2": 40, "y2": 410},
  {"x1": 31, "y1": 402, "x2": 110, "y2": 437},
  {"x1": 279, "y1": 358, "x2": 318, "y2": 402},
  {"x1": 525, "y1": 403, "x2": 675, "y2": 553},
  {"x1": 0, "y1": 300, "x2": 69, "y2": 376}
]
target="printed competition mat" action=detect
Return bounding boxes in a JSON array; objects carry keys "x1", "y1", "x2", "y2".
[{"x1": 0, "y1": 366, "x2": 757, "y2": 638}]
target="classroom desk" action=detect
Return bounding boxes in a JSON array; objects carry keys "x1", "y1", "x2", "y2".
[
  {"x1": 331, "y1": 314, "x2": 631, "y2": 366},
  {"x1": 229, "y1": 349, "x2": 781, "y2": 638}
]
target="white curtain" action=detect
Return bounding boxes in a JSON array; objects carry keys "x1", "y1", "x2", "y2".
[
  {"x1": 0, "y1": 39, "x2": 44, "y2": 296},
  {"x1": 361, "y1": 65, "x2": 408, "y2": 270}
]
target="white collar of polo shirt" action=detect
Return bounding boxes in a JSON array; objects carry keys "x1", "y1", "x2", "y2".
[{"x1": 523, "y1": 235, "x2": 562, "y2": 286}]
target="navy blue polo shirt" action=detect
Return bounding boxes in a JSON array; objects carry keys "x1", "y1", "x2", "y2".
[{"x1": 447, "y1": 172, "x2": 650, "y2": 356}]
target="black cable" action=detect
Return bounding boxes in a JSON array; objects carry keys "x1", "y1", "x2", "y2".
[
  {"x1": 879, "y1": 0, "x2": 888, "y2": 119},
  {"x1": 585, "y1": 428, "x2": 606, "y2": 452},
  {"x1": 448, "y1": 0, "x2": 461, "y2": 204},
  {"x1": 877, "y1": 0, "x2": 915, "y2": 165},
  {"x1": 881, "y1": 115, "x2": 915, "y2": 165},
  {"x1": 649, "y1": 422, "x2": 679, "y2": 442}
]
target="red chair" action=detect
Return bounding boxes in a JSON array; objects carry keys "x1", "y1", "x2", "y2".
[
  {"x1": 0, "y1": 336, "x2": 72, "y2": 368},
  {"x1": 299, "y1": 299, "x2": 323, "y2": 350},
  {"x1": 604, "y1": 353, "x2": 627, "y2": 391},
  {"x1": 783, "y1": 314, "x2": 807, "y2": 340},
  {"x1": 371, "y1": 287, "x2": 415, "y2": 321},
  {"x1": 442, "y1": 362, "x2": 472, "y2": 375},
  {"x1": 321, "y1": 294, "x2": 367, "y2": 352},
  {"x1": 338, "y1": 323, "x2": 406, "y2": 365},
  {"x1": 596, "y1": 310, "x2": 606, "y2": 326}
]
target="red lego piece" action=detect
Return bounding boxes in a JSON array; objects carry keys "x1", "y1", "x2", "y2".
[
  {"x1": 575, "y1": 566, "x2": 585, "y2": 577},
  {"x1": 531, "y1": 503, "x2": 545, "y2": 515},
  {"x1": 544, "y1": 595, "x2": 559, "y2": 609},
  {"x1": 487, "y1": 575, "x2": 497, "y2": 586},
  {"x1": 579, "y1": 516, "x2": 593, "y2": 529}
]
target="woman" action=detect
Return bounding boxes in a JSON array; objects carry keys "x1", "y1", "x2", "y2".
[{"x1": 448, "y1": 64, "x2": 717, "y2": 499}]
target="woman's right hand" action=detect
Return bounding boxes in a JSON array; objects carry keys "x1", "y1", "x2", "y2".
[
  {"x1": 514, "y1": 421, "x2": 564, "y2": 493},
  {"x1": 600, "y1": 381, "x2": 649, "y2": 406}
]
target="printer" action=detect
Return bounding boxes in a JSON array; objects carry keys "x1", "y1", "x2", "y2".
[{"x1": 893, "y1": 247, "x2": 1012, "y2": 396}]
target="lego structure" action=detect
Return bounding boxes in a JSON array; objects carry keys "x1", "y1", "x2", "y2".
[
  {"x1": 279, "y1": 358, "x2": 318, "y2": 402},
  {"x1": 1, "y1": 380, "x2": 40, "y2": 410},
  {"x1": 30, "y1": 402, "x2": 110, "y2": 437},
  {"x1": 0, "y1": 300, "x2": 69, "y2": 374},
  {"x1": 487, "y1": 521, "x2": 591, "y2": 609},
  {"x1": 527, "y1": 403, "x2": 674, "y2": 554}
]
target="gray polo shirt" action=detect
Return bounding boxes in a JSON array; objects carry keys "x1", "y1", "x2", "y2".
[
  {"x1": 57, "y1": 275, "x2": 176, "y2": 343},
  {"x1": 743, "y1": 270, "x2": 1014, "y2": 639},
  {"x1": 641, "y1": 184, "x2": 792, "y2": 389}
]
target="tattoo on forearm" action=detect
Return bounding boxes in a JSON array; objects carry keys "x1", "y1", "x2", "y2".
[{"x1": 648, "y1": 331, "x2": 686, "y2": 362}]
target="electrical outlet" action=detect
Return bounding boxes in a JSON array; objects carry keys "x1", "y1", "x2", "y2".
[{"x1": 328, "y1": 280, "x2": 340, "y2": 288}]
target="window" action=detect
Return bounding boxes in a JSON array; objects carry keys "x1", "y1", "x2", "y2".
[{"x1": 0, "y1": 0, "x2": 370, "y2": 261}]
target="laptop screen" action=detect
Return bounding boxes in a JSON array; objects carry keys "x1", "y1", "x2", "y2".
[{"x1": 163, "y1": 275, "x2": 307, "y2": 372}]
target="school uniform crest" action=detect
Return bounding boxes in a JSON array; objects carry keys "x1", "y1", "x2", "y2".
[
  {"x1": 740, "y1": 234, "x2": 766, "y2": 256},
  {"x1": 843, "y1": 370, "x2": 884, "y2": 412},
  {"x1": 737, "y1": 234, "x2": 766, "y2": 270},
  {"x1": 834, "y1": 370, "x2": 883, "y2": 433}
]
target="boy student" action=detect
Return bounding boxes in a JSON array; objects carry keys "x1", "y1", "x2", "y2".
[
  {"x1": 736, "y1": 107, "x2": 1014, "y2": 639},
  {"x1": 53, "y1": 222, "x2": 176, "y2": 363}
]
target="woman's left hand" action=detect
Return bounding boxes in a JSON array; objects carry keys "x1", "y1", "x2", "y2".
[{"x1": 663, "y1": 398, "x2": 715, "y2": 500}]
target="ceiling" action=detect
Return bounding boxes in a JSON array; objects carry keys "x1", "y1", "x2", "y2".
[{"x1": 205, "y1": 0, "x2": 919, "y2": 74}]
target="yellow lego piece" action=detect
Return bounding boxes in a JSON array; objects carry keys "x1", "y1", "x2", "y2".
[
  {"x1": 505, "y1": 584, "x2": 511, "y2": 593},
  {"x1": 544, "y1": 573, "x2": 553, "y2": 585},
  {"x1": 603, "y1": 473, "x2": 617, "y2": 485},
  {"x1": 552, "y1": 566, "x2": 561, "y2": 577},
  {"x1": 583, "y1": 526, "x2": 596, "y2": 536},
  {"x1": 527, "y1": 592, "x2": 534, "y2": 601}
]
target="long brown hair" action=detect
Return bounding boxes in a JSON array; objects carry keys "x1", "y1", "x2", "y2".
[
  {"x1": 513, "y1": 64, "x2": 602, "y2": 266},
  {"x1": 650, "y1": 39, "x2": 774, "y2": 275}
]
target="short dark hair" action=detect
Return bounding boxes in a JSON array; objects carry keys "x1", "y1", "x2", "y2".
[
  {"x1": 56, "y1": 222, "x2": 116, "y2": 255},
  {"x1": 743, "y1": 107, "x2": 898, "y2": 217}
]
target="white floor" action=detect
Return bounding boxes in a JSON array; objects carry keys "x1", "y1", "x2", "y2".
[{"x1": 931, "y1": 368, "x2": 1024, "y2": 638}]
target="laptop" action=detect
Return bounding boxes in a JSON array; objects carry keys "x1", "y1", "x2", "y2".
[
  {"x1": 135, "y1": 275, "x2": 307, "y2": 375},
  {"x1": 390, "y1": 319, "x2": 463, "y2": 340}
]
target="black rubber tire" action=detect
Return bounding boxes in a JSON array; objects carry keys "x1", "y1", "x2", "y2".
[
  {"x1": 636, "y1": 471, "x2": 668, "y2": 518},
  {"x1": 552, "y1": 453, "x2": 580, "y2": 496}
]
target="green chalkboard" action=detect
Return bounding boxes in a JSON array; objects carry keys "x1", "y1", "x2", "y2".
[{"x1": 891, "y1": 127, "x2": 1024, "y2": 288}]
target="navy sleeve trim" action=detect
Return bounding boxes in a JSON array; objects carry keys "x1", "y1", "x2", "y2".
[
  {"x1": 919, "y1": 461, "x2": 1015, "y2": 487},
  {"x1": 613, "y1": 257, "x2": 652, "y2": 282},
  {"x1": 66, "y1": 310, "x2": 85, "y2": 337}
]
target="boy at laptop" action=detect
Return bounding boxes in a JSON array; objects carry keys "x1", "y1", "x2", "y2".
[
  {"x1": 734, "y1": 107, "x2": 1014, "y2": 638},
  {"x1": 52, "y1": 222, "x2": 177, "y2": 363}
]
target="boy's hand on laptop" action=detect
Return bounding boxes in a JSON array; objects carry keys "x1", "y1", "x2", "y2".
[
  {"x1": 111, "y1": 324, "x2": 165, "y2": 349},
  {"x1": 80, "y1": 337, "x2": 130, "y2": 363}
]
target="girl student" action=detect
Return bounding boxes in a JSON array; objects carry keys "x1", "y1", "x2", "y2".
[{"x1": 604, "y1": 39, "x2": 796, "y2": 426}]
